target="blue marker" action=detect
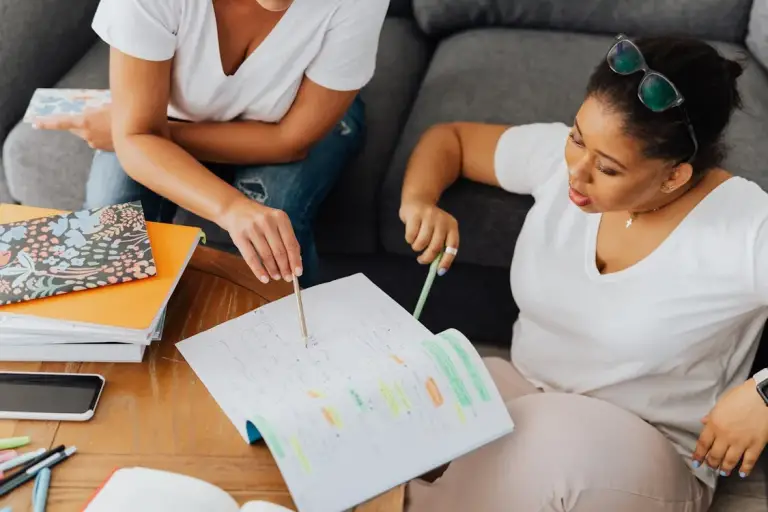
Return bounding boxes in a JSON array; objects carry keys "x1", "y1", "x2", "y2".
[
  {"x1": 413, "y1": 252, "x2": 444, "y2": 321},
  {"x1": 32, "y1": 467, "x2": 50, "y2": 512}
]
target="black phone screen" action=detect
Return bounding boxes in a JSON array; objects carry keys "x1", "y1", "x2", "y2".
[{"x1": 0, "y1": 373, "x2": 104, "y2": 414}]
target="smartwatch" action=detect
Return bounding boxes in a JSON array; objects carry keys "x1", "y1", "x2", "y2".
[{"x1": 754, "y1": 368, "x2": 768, "y2": 406}]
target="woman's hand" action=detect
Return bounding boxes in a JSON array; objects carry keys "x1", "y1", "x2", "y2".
[
  {"x1": 33, "y1": 105, "x2": 114, "y2": 151},
  {"x1": 692, "y1": 379, "x2": 768, "y2": 477},
  {"x1": 399, "y1": 199, "x2": 459, "y2": 275},
  {"x1": 218, "y1": 197, "x2": 303, "y2": 284}
]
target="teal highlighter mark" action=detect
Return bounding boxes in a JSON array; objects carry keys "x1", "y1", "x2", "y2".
[
  {"x1": 440, "y1": 330, "x2": 491, "y2": 402},
  {"x1": 422, "y1": 339, "x2": 472, "y2": 407},
  {"x1": 350, "y1": 388, "x2": 366, "y2": 411},
  {"x1": 247, "y1": 415, "x2": 285, "y2": 459}
]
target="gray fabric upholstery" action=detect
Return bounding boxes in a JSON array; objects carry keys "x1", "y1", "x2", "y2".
[
  {"x1": 3, "y1": 42, "x2": 109, "y2": 209},
  {"x1": 380, "y1": 29, "x2": 768, "y2": 269},
  {"x1": 388, "y1": 0, "x2": 413, "y2": 18},
  {"x1": 177, "y1": 18, "x2": 433, "y2": 254},
  {"x1": 748, "y1": 0, "x2": 768, "y2": 71},
  {"x1": 412, "y1": 0, "x2": 753, "y2": 43},
  {"x1": 0, "y1": 0, "x2": 100, "y2": 145}
]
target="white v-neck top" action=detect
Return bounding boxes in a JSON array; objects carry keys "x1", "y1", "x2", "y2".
[
  {"x1": 495, "y1": 122, "x2": 768, "y2": 489},
  {"x1": 92, "y1": 0, "x2": 389, "y2": 122}
]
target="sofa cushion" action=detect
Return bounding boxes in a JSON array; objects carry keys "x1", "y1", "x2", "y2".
[
  {"x1": 748, "y1": 0, "x2": 768, "y2": 71},
  {"x1": 412, "y1": 0, "x2": 753, "y2": 43},
  {"x1": 380, "y1": 29, "x2": 768, "y2": 269},
  {"x1": 388, "y1": 0, "x2": 413, "y2": 18},
  {"x1": 3, "y1": 41, "x2": 109, "y2": 210}
]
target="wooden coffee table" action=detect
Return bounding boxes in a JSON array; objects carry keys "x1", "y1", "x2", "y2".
[{"x1": 0, "y1": 246, "x2": 405, "y2": 512}]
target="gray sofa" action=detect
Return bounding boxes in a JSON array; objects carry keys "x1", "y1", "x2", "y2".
[{"x1": 1, "y1": 0, "x2": 767, "y2": 508}]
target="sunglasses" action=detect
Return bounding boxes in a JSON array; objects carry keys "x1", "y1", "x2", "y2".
[{"x1": 606, "y1": 34, "x2": 699, "y2": 164}]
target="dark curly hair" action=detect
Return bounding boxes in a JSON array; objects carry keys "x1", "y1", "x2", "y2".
[{"x1": 586, "y1": 36, "x2": 744, "y2": 177}]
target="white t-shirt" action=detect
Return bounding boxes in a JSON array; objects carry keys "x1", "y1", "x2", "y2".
[
  {"x1": 91, "y1": 0, "x2": 389, "y2": 122},
  {"x1": 495, "y1": 122, "x2": 768, "y2": 489}
]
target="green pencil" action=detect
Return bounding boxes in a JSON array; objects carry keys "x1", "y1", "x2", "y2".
[{"x1": 413, "y1": 252, "x2": 443, "y2": 321}]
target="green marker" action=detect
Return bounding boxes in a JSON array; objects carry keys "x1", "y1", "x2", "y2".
[
  {"x1": 0, "y1": 436, "x2": 30, "y2": 451},
  {"x1": 413, "y1": 252, "x2": 443, "y2": 321}
]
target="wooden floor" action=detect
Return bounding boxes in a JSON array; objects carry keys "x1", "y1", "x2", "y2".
[{"x1": 474, "y1": 344, "x2": 768, "y2": 512}]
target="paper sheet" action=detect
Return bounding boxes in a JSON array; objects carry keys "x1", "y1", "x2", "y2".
[{"x1": 177, "y1": 274, "x2": 514, "y2": 512}]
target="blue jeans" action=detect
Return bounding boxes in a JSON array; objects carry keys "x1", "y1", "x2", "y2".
[{"x1": 84, "y1": 96, "x2": 366, "y2": 287}]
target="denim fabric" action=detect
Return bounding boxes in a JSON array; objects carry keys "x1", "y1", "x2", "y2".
[{"x1": 84, "y1": 96, "x2": 366, "y2": 287}]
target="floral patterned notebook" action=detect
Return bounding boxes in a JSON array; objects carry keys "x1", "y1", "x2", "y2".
[{"x1": 0, "y1": 202, "x2": 156, "y2": 306}]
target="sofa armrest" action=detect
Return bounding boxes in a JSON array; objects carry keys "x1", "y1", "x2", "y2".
[{"x1": 0, "y1": 0, "x2": 101, "y2": 141}]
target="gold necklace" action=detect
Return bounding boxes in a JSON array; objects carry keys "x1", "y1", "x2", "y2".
[{"x1": 625, "y1": 208, "x2": 660, "y2": 228}]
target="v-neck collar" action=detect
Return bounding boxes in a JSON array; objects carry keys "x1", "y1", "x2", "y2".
[{"x1": 208, "y1": 0, "x2": 300, "y2": 79}]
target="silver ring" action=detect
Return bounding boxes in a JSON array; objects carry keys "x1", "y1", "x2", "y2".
[{"x1": 445, "y1": 246, "x2": 458, "y2": 256}]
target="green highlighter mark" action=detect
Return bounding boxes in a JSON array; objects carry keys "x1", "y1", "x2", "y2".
[
  {"x1": 350, "y1": 388, "x2": 366, "y2": 411},
  {"x1": 441, "y1": 330, "x2": 491, "y2": 402},
  {"x1": 422, "y1": 339, "x2": 472, "y2": 407},
  {"x1": 248, "y1": 415, "x2": 285, "y2": 459}
]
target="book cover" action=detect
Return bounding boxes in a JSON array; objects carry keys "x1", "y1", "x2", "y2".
[
  {"x1": 23, "y1": 88, "x2": 111, "y2": 122},
  {"x1": 0, "y1": 201, "x2": 156, "y2": 306}
]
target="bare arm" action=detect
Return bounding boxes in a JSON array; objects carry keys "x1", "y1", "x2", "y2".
[
  {"x1": 169, "y1": 78, "x2": 357, "y2": 165},
  {"x1": 110, "y1": 48, "x2": 301, "y2": 282},
  {"x1": 401, "y1": 122, "x2": 508, "y2": 205},
  {"x1": 399, "y1": 122, "x2": 509, "y2": 271},
  {"x1": 109, "y1": 48, "x2": 241, "y2": 223}
]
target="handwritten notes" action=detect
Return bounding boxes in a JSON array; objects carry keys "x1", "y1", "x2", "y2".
[{"x1": 177, "y1": 274, "x2": 513, "y2": 512}]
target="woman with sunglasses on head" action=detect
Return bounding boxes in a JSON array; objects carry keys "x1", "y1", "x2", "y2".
[
  {"x1": 400, "y1": 35, "x2": 767, "y2": 511},
  {"x1": 33, "y1": 0, "x2": 389, "y2": 287}
]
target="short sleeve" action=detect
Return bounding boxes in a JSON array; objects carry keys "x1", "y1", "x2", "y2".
[
  {"x1": 494, "y1": 122, "x2": 571, "y2": 196},
  {"x1": 305, "y1": 0, "x2": 389, "y2": 91},
  {"x1": 754, "y1": 217, "x2": 768, "y2": 304},
  {"x1": 92, "y1": 0, "x2": 180, "y2": 61}
]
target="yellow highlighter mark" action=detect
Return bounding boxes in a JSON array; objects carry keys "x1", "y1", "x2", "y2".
[
  {"x1": 290, "y1": 437, "x2": 312, "y2": 473},
  {"x1": 321, "y1": 406, "x2": 343, "y2": 428},
  {"x1": 455, "y1": 402, "x2": 466, "y2": 423},
  {"x1": 379, "y1": 380, "x2": 400, "y2": 417}
]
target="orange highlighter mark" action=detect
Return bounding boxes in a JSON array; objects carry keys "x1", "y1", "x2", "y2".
[
  {"x1": 391, "y1": 355, "x2": 405, "y2": 365},
  {"x1": 425, "y1": 377, "x2": 444, "y2": 407},
  {"x1": 307, "y1": 390, "x2": 325, "y2": 399},
  {"x1": 321, "y1": 407, "x2": 342, "y2": 428}
]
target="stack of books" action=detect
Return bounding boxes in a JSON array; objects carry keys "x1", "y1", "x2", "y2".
[{"x1": 0, "y1": 201, "x2": 202, "y2": 363}]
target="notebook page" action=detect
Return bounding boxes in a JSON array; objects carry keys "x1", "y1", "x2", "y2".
[{"x1": 178, "y1": 274, "x2": 514, "y2": 512}]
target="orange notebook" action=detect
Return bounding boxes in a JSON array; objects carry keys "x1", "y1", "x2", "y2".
[{"x1": 0, "y1": 203, "x2": 201, "y2": 331}]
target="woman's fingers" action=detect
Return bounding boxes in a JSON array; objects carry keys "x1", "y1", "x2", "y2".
[
  {"x1": 249, "y1": 226, "x2": 281, "y2": 281},
  {"x1": 412, "y1": 218, "x2": 435, "y2": 253},
  {"x1": 404, "y1": 214, "x2": 422, "y2": 246},
  {"x1": 275, "y1": 214, "x2": 303, "y2": 278},
  {"x1": 692, "y1": 426, "x2": 715, "y2": 467},
  {"x1": 232, "y1": 233, "x2": 269, "y2": 284},
  {"x1": 439, "y1": 222, "x2": 460, "y2": 275},
  {"x1": 260, "y1": 214, "x2": 294, "y2": 281},
  {"x1": 739, "y1": 445, "x2": 764, "y2": 478},
  {"x1": 705, "y1": 437, "x2": 729, "y2": 470},
  {"x1": 418, "y1": 222, "x2": 446, "y2": 265},
  {"x1": 719, "y1": 444, "x2": 746, "y2": 476}
]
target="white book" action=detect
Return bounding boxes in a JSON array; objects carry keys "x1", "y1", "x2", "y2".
[
  {"x1": 177, "y1": 274, "x2": 514, "y2": 512},
  {"x1": 0, "y1": 342, "x2": 146, "y2": 363},
  {"x1": 84, "y1": 467, "x2": 292, "y2": 512}
]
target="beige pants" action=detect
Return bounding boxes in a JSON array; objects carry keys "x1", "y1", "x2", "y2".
[{"x1": 406, "y1": 357, "x2": 714, "y2": 512}]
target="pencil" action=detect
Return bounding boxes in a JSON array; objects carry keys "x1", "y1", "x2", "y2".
[{"x1": 293, "y1": 275, "x2": 308, "y2": 346}]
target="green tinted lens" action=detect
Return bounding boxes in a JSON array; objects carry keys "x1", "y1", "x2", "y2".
[
  {"x1": 639, "y1": 73, "x2": 680, "y2": 112},
  {"x1": 607, "y1": 40, "x2": 644, "y2": 74}
]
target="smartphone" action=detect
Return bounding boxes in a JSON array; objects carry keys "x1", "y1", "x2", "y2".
[{"x1": 0, "y1": 371, "x2": 105, "y2": 421}]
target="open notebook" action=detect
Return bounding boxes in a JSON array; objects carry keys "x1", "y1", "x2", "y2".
[
  {"x1": 178, "y1": 274, "x2": 514, "y2": 512},
  {"x1": 83, "y1": 467, "x2": 292, "y2": 512}
]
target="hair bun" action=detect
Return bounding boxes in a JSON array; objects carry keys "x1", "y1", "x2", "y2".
[{"x1": 724, "y1": 58, "x2": 744, "y2": 80}]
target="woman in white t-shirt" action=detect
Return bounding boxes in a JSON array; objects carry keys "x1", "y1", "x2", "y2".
[
  {"x1": 35, "y1": 0, "x2": 389, "y2": 286},
  {"x1": 399, "y1": 35, "x2": 768, "y2": 511}
]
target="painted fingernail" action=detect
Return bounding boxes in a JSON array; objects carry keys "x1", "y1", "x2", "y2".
[
  {"x1": 285, "y1": 275, "x2": 293, "y2": 282},
  {"x1": 739, "y1": 472, "x2": 747, "y2": 478},
  {"x1": 437, "y1": 268, "x2": 447, "y2": 277},
  {"x1": 691, "y1": 460, "x2": 701, "y2": 469},
  {"x1": 719, "y1": 470, "x2": 728, "y2": 477},
  {"x1": 32, "y1": 124, "x2": 39, "y2": 130},
  {"x1": 295, "y1": 267, "x2": 303, "y2": 277},
  {"x1": 272, "y1": 274, "x2": 281, "y2": 281},
  {"x1": 260, "y1": 275, "x2": 270, "y2": 284}
]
